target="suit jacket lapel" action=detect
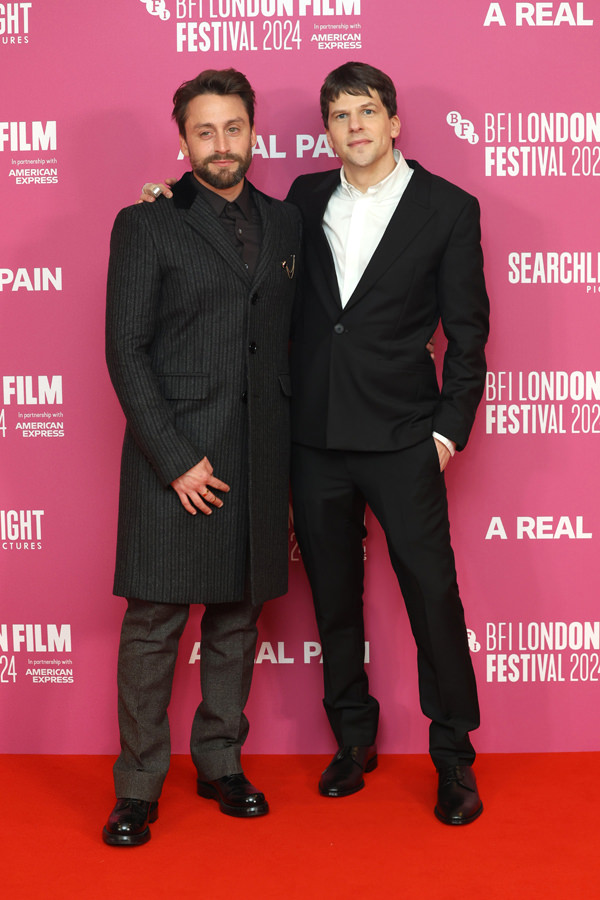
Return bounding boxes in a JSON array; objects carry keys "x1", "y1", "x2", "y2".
[
  {"x1": 343, "y1": 162, "x2": 434, "y2": 312},
  {"x1": 306, "y1": 170, "x2": 344, "y2": 315}
]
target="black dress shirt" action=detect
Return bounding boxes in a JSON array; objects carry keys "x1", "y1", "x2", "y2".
[{"x1": 191, "y1": 177, "x2": 261, "y2": 278}]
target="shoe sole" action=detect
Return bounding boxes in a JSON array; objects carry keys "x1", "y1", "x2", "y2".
[
  {"x1": 319, "y1": 754, "x2": 378, "y2": 798},
  {"x1": 434, "y1": 801, "x2": 484, "y2": 826},
  {"x1": 102, "y1": 825, "x2": 152, "y2": 846},
  {"x1": 197, "y1": 782, "x2": 269, "y2": 818}
]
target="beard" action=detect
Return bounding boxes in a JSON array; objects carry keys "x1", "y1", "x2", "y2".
[{"x1": 191, "y1": 148, "x2": 253, "y2": 190}]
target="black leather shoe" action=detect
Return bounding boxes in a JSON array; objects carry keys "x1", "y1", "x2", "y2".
[
  {"x1": 319, "y1": 745, "x2": 378, "y2": 797},
  {"x1": 197, "y1": 773, "x2": 269, "y2": 818},
  {"x1": 102, "y1": 798, "x2": 158, "y2": 846},
  {"x1": 434, "y1": 765, "x2": 483, "y2": 825}
]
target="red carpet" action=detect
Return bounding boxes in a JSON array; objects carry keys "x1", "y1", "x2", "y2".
[{"x1": 1, "y1": 753, "x2": 597, "y2": 899}]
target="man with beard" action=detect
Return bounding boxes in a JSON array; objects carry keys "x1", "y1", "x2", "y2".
[
  {"x1": 137, "y1": 61, "x2": 488, "y2": 826},
  {"x1": 102, "y1": 68, "x2": 300, "y2": 846}
]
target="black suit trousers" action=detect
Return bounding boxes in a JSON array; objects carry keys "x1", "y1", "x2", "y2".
[{"x1": 291, "y1": 438, "x2": 480, "y2": 769}]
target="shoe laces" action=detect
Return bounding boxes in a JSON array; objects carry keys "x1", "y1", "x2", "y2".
[
  {"x1": 335, "y1": 746, "x2": 367, "y2": 768},
  {"x1": 220, "y1": 773, "x2": 248, "y2": 786},
  {"x1": 440, "y1": 765, "x2": 465, "y2": 787}
]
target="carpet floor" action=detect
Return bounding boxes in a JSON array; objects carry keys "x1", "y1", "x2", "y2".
[{"x1": 1, "y1": 753, "x2": 597, "y2": 899}]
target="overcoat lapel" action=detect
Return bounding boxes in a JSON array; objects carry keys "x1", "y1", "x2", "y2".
[
  {"x1": 184, "y1": 197, "x2": 251, "y2": 281},
  {"x1": 174, "y1": 172, "x2": 251, "y2": 283},
  {"x1": 250, "y1": 188, "x2": 284, "y2": 290}
]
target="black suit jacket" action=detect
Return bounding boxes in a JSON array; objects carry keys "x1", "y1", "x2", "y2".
[
  {"x1": 286, "y1": 161, "x2": 489, "y2": 452},
  {"x1": 106, "y1": 173, "x2": 301, "y2": 604}
]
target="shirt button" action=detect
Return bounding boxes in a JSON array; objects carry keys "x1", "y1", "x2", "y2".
[
  {"x1": 249, "y1": 342, "x2": 257, "y2": 353},
  {"x1": 334, "y1": 324, "x2": 345, "y2": 334}
]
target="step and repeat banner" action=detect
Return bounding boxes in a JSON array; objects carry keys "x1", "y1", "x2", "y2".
[{"x1": 1, "y1": 1, "x2": 599, "y2": 756}]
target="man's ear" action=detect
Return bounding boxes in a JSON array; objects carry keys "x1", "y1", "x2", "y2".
[{"x1": 179, "y1": 133, "x2": 190, "y2": 158}]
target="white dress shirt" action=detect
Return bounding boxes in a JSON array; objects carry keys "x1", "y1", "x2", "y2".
[
  {"x1": 322, "y1": 149, "x2": 455, "y2": 457},
  {"x1": 323, "y1": 149, "x2": 413, "y2": 307}
]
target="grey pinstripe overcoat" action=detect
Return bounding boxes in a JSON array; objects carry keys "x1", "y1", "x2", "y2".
[{"x1": 105, "y1": 173, "x2": 301, "y2": 605}]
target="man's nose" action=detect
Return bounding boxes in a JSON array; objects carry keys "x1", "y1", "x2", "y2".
[{"x1": 214, "y1": 131, "x2": 231, "y2": 153}]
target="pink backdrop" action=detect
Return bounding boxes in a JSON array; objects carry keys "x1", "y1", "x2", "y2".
[{"x1": 1, "y1": 0, "x2": 599, "y2": 756}]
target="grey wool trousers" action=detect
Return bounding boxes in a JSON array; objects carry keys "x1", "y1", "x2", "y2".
[{"x1": 112, "y1": 596, "x2": 261, "y2": 801}]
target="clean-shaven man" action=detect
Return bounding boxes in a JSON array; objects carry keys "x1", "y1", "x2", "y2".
[
  {"x1": 103, "y1": 68, "x2": 300, "y2": 846},
  {"x1": 286, "y1": 62, "x2": 489, "y2": 825}
]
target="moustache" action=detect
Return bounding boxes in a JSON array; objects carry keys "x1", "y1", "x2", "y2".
[{"x1": 206, "y1": 154, "x2": 243, "y2": 164}]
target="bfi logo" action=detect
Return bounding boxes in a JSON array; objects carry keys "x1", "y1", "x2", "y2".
[{"x1": 447, "y1": 111, "x2": 479, "y2": 144}]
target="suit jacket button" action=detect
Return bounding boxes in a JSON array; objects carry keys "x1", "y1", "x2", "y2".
[
  {"x1": 249, "y1": 341, "x2": 257, "y2": 353},
  {"x1": 334, "y1": 323, "x2": 345, "y2": 334},
  {"x1": 250, "y1": 292, "x2": 259, "y2": 304},
  {"x1": 241, "y1": 391, "x2": 248, "y2": 403}
]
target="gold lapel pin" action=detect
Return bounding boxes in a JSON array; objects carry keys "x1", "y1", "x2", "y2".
[{"x1": 281, "y1": 254, "x2": 296, "y2": 279}]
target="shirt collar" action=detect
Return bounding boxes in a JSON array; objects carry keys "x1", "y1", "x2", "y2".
[
  {"x1": 339, "y1": 149, "x2": 411, "y2": 199},
  {"x1": 191, "y1": 176, "x2": 253, "y2": 219}
]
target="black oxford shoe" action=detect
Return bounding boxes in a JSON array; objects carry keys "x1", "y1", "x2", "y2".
[
  {"x1": 197, "y1": 773, "x2": 269, "y2": 818},
  {"x1": 102, "y1": 798, "x2": 158, "y2": 846},
  {"x1": 434, "y1": 765, "x2": 483, "y2": 825},
  {"x1": 319, "y1": 745, "x2": 378, "y2": 797}
]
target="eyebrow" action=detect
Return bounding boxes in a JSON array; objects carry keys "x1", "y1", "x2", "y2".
[
  {"x1": 191, "y1": 117, "x2": 246, "y2": 130},
  {"x1": 331, "y1": 100, "x2": 378, "y2": 114}
]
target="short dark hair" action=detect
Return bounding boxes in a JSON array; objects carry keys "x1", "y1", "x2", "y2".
[
  {"x1": 320, "y1": 62, "x2": 397, "y2": 127},
  {"x1": 172, "y1": 68, "x2": 256, "y2": 136}
]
